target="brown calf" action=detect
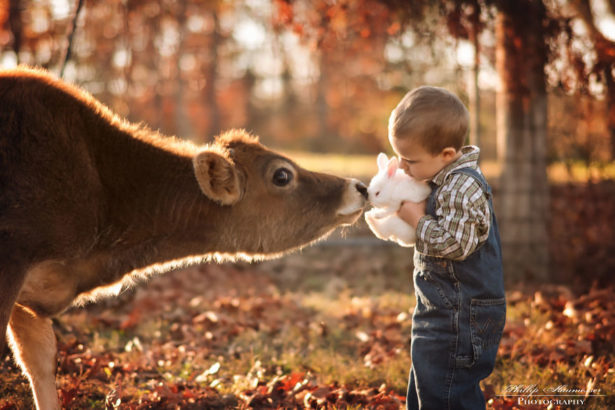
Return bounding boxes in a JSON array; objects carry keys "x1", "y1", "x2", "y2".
[{"x1": 0, "y1": 67, "x2": 367, "y2": 409}]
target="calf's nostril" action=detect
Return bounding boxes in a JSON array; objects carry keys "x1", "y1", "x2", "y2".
[{"x1": 355, "y1": 182, "x2": 368, "y2": 200}]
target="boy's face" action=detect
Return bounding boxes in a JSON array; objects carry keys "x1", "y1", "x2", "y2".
[{"x1": 390, "y1": 136, "x2": 460, "y2": 181}]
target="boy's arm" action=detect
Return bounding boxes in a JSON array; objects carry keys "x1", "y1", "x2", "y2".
[
  {"x1": 396, "y1": 200, "x2": 426, "y2": 228},
  {"x1": 403, "y1": 175, "x2": 491, "y2": 260}
]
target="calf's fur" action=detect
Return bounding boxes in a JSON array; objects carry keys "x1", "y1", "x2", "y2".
[{"x1": 0, "y1": 67, "x2": 367, "y2": 409}]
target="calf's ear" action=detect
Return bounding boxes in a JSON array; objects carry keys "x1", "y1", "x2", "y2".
[{"x1": 193, "y1": 151, "x2": 242, "y2": 205}]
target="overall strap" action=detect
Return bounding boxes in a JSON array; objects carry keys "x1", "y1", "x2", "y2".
[{"x1": 450, "y1": 167, "x2": 492, "y2": 199}]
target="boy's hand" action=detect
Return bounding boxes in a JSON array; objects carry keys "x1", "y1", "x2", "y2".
[{"x1": 397, "y1": 200, "x2": 426, "y2": 229}]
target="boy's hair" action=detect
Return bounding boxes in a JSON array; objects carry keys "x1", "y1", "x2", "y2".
[{"x1": 388, "y1": 86, "x2": 469, "y2": 154}]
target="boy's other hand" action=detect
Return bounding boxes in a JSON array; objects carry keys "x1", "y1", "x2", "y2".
[{"x1": 397, "y1": 200, "x2": 426, "y2": 229}]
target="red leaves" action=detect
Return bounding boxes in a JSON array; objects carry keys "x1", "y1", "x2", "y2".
[
  {"x1": 300, "y1": 383, "x2": 403, "y2": 409},
  {"x1": 500, "y1": 285, "x2": 615, "y2": 366},
  {"x1": 279, "y1": 372, "x2": 305, "y2": 391},
  {"x1": 13, "y1": 263, "x2": 411, "y2": 408},
  {"x1": 234, "y1": 374, "x2": 403, "y2": 408},
  {"x1": 273, "y1": 0, "x2": 399, "y2": 52},
  {"x1": 3, "y1": 246, "x2": 615, "y2": 409},
  {"x1": 59, "y1": 383, "x2": 79, "y2": 408}
]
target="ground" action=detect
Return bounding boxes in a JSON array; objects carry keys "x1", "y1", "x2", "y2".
[
  {"x1": 1, "y1": 222, "x2": 613, "y2": 409},
  {"x1": 1, "y1": 180, "x2": 615, "y2": 409}
]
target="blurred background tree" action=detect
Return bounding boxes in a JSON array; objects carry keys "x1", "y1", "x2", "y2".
[{"x1": 0, "y1": 0, "x2": 613, "y2": 285}]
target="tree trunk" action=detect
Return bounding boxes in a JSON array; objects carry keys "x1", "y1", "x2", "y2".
[
  {"x1": 469, "y1": 7, "x2": 481, "y2": 151},
  {"x1": 146, "y1": 7, "x2": 163, "y2": 131},
  {"x1": 495, "y1": 0, "x2": 550, "y2": 281},
  {"x1": 204, "y1": 10, "x2": 221, "y2": 141},
  {"x1": 60, "y1": 0, "x2": 85, "y2": 77},
  {"x1": 8, "y1": 0, "x2": 22, "y2": 62},
  {"x1": 605, "y1": 68, "x2": 615, "y2": 160},
  {"x1": 174, "y1": 0, "x2": 192, "y2": 139},
  {"x1": 315, "y1": 50, "x2": 331, "y2": 151}
]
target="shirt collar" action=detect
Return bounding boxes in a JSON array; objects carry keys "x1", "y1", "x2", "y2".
[{"x1": 431, "y1": 145, "x2": 480, "y2": 186}]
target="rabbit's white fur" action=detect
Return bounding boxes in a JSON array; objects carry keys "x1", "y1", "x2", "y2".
[{"x1": 365, "y1": 153, "x2": 432, "y2": 247}]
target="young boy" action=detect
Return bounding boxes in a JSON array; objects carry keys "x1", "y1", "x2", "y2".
[{"x1": 390, "y1": 86, "x2": 506, "y2": 409}]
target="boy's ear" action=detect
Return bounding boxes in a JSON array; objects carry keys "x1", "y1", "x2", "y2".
[
  {"x1": 193, "y1": 150, "x2": 243, "y2": 205},
  {"x1": 386, "y1": 157, "x2": 398, "y2": 178},
  {"x1": 440, "y1": 147, "x2": 458, "y2": 160},
  {"x1": 377, "y1": 153, "x2": 388, "y2": 171}
]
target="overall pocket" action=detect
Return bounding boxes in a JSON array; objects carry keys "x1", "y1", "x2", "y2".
[
  {"x1": 413, "y1": 253, "x2": 457, "y2": 310},
  {"x1": 414, "y1": 253, "x2": 450, "y2": 276},
  {"x1": 470, "y1": 298, "x2": 506, "y2": 363}
]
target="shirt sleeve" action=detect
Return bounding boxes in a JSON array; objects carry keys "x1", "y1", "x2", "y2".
[{"x1": 414, "y1": 173, "x2": 491, "y2": 261}]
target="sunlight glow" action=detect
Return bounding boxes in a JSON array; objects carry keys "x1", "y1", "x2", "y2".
[
  {"x1": 1, "y1": 52, "x2": 17, "y2": 68},
  {"x1": 456, "y1": 41, "x2": 474, "y2": 67},
  {"x1": 233, "y1": 19, "x2": 266, "y2": 50},
  {"x1": 597, "y1": 18, "x2": 615, "y2": 41},
  {"x1": 51, "y1": 0, "x2": 71, "y2": 20},
  {"x1": 112, "y1": 49, "x2": 131, "y2": 68},
  {"x1": 384, "y1": 42, "x2": 404, "y2": 63},
  {"x1": 592, "y1": 0, "x2": 615, "y2": 40}
]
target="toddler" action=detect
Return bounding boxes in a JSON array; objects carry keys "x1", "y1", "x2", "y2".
[{"x1": 390, "y1": 86, "x2": 506, "y2": 410}]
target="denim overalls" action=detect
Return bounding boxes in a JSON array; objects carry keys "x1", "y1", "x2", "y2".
[{"x1": 407, "y1": 167, "x2": 506, "y2": 410}]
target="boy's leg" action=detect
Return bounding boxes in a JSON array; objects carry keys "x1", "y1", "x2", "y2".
[
  {"x1": 450, "y1": 344, "x2": 500, "y2": 409},
  {"x1": 448, "y1": 297, "x2": 505, "y2": 409},
  {"x1": 406, "y1": 366, "x2": 419, "y2": 410},
  {"x1": 449, "y1": 372, "x2": 486, "y2": 409},
  {"x1": 411, "y1": 331, "x2": 457, "y2": 408},
  {"x1": 410, "y1": 268, "x2": 459, "y2": 409},
  {"x1": 411, "y1": 330, "x2": 494, "y2": 410}
]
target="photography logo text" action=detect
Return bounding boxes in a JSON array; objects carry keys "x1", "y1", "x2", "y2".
[{"x1": 500, "y1": 384, "x2": 605, "y2": 407}]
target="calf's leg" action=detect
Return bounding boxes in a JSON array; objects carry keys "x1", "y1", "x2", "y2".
[
  {"x1": 8, "y1": 304, "x2": 60, "y2": 410},
  {"x1": 0, "y1": 262, "x2": 27, "y2": 355}
]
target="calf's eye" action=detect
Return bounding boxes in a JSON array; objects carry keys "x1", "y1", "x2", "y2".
[{"x1": 272, "y1": 168, "x2": 293, "y2": 186}]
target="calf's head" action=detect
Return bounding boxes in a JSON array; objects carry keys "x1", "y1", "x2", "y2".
[{"x1": 193, "y1": 130, "x2": 367, "y2": 256}]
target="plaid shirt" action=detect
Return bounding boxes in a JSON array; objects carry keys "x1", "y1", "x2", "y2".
[{"x1": 415, "y1": 146, "x2": 491, "y2": 261}]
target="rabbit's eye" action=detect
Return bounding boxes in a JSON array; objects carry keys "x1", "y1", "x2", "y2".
[{"x1": 375, "y1": 191, "x2": 380, "y2": 197}]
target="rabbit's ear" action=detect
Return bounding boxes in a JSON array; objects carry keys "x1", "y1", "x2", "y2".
[
  {"x1": 377, "y1": 153, "x2": 388, "y2": 171},
  {"x1": 387, "y1": 157, "x2": 398, "y2": 178}
]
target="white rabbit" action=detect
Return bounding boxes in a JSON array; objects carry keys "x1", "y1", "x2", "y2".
[{"x1": 364, "y1": 153, "x2": 432, "y2": 247}]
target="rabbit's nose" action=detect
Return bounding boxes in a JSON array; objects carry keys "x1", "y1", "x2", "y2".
[{"x1": 355, "y1": 181, "x2": 368, "y2": 200}]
